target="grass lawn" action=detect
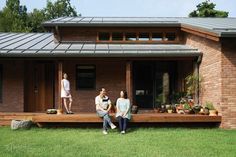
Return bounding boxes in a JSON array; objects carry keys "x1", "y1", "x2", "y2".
[{"x1": 0, "y1": 126, "x2": 235, "y2": 157}]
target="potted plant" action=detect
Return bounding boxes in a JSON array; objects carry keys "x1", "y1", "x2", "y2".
[
  {"x1": 185, "y1": 74, "x2": 201, "y2": 103},
  {"x1": 205, "y1": 102, "x2": 218, "y2": 116},
  {"x1": 131, "y1": 104, "x2": 138, "y2": 114},
  {"x1": 166, "y1": 104, "x2": 172, "y2": 113},
  {"x1": 192, "y1": 104, "x2": 202, "y2": 114},
  {"x1": 176, "y1": 104, "x2": 184, "y2": 114},
  {"x1": 160, "y1": 104, "x2": 167, "y2": 113},
  {"x1": 183, "y1": 103, "x2": 192, "y2": 114}
]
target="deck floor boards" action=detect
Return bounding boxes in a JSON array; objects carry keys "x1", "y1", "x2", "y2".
[{"x1": 0, "y1": 112, "x2": 222, "y2": 126}]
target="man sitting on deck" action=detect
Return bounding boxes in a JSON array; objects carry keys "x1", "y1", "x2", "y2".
[{"x1": 95, "y1": 88, "x2": 116, "y2": 135}]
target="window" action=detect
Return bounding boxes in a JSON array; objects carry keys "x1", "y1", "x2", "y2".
[
  {"x1": 98, "y1": 32, "x2": 110, "y2": 41},
  {"x1": 76, "y1": 65, "x2": 96, "y2": 89},
  {"x1": 0, "y1": 65, "x2": 2, "y2": 103},
  {"x1": 112, "y1": 32, "x2": 123, "y2": 41},
  {"x1": 165, "y1": 33, "x2": 176, "y2": 41},
  {"x1": 97, "y1": 31, "x2": 178, "y2": 42},
  {"x1": 125, "y1": 32, "x2": 137, "y2": 41},
  {"x1": 152, "y1": 33, "x2": 163, "y2": 41},
  {"x1": 138, "y1": 32, "x2": 149, "y2": 41}
]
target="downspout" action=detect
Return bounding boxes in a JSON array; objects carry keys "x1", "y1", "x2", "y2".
[{"x1": 194, "y1": 54, "x2": 202, "y2": 104}]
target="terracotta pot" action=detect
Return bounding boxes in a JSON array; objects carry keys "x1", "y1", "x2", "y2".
[
  {"x1": 199, "y1": 108, "x2": 205, "y2": 115},
  {"x1": 209, "y1": 110, "x2": 218, "y2": 116},
  {"x1": 131, "y1": 105, "x2": 138, "y2": 114},
  {"x1": 184, "y1": 109, "x2": 190, "y2": 114},
  {"x1": 57, "y1": 109, "x2": 63, "y2": 115}
]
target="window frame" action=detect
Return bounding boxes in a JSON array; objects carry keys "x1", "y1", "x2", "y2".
[
  {"x1": 96, "y1": 31, "x2": 179, "y2": 43},
  {"x1": 76, "y1": 64, "x2": 96, "y2": 90},
  {"x1": 98, "y1": 32, "x2": 111, "y2": 41}
]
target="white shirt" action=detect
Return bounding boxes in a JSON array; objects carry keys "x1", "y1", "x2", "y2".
[
  {"x1": 95, "y1": 95, "x2": 111, "y2": 110},
  {"x1": 62, "y1": 79, "x2": 70, "y2": 91}
]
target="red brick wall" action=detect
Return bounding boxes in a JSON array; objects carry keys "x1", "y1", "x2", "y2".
[
  {"x1": 185, "y1": 33, "x2": 236, "y2": 129},
  {"x1": 221, "y1": 38, "x2": 236, "y2": 129},
  {"x1": 185, "y1": 33, "x2": 222, "y2": 108},
  {"x1": 0, "y1": 60, "x2": 24, "y2": 112},
  {"x1": 59, "y1": 59, "x2": 126, "y2": 112}
]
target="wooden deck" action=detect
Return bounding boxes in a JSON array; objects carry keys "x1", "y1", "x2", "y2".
[{"x1": 0, "y1": 112, "x2": 222, "y2": 126}]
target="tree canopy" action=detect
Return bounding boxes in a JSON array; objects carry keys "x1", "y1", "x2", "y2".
[
  {"x1": 0, "y1": 0, "x2": 79, "y2": 32},
  {"x1": 189, "y1": 0, "x2": 228, "y2": 17}
]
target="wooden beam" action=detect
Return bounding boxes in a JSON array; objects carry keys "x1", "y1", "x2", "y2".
[
  {"x1": 126, "y1": 61, "x2": 133, "y2": 105},
  {"x1": 32, "y1": 113, "x2": 222, "y2": 123},
  {"x1": 181, "y1": 25, "x2": 220, "y2": 42},
  {"x1": 57, "y1": 61, "x2": 63, "y2": 112}
]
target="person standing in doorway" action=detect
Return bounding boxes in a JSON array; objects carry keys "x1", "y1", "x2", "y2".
[
  {"x1": 61, "y1": 73, "x2": 73, "y2": 114},
  {"x1": 95, "y1": 88, "x2": 116, "y2": 135}
]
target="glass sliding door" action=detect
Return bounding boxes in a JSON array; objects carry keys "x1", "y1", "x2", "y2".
[{"x1": 133, "y1": 61, "x2": 177, "y2": 109}]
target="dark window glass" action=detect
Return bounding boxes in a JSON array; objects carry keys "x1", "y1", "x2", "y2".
[
  {"x1": 98, "y1": 32, "x2": 110, "y2": 41},
  {"x1": 76, "y1": 65, "x2": 96, "y2": 89},
  {"x1": 152, "y1": 33, "x2": 163, "y2": 41},
  {"x1": 112, "y1": 32, "x2": 123, "y2": 41},
  {"x1": 165, "y1": 33, "x2": 176, "y2": 41},
  {"x1": 0, "y1": 65, "x2": 2, "y2": 103},
  {"x1": 138, "y1": 32, "x2": 149, "y2": 41},
  {"x1": 125, "y1": 32, "x2": 137, "y2": 41}
]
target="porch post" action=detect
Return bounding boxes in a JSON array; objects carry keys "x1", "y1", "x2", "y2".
[
  {"x1": 126, "y1": 61, "x2": 133, "y2": 105},
  {"x1": 193, "y1": 57, "x2": 200, "y2": 104},
  {"x1": 57, "y1": 61, "x2": 63, "y2": 113}
]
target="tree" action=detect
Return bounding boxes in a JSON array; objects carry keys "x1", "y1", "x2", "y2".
[
  {"x1": 28, "y1": 9, "x2": 46, "y2": 32},
  {"x1": 0, "y1": 0, "x2": 79, "y2": 32},
  {"x1": 44, "y1": 0, "x2": 78, "y2": 20},
  {"x1": 189, "y1": 0, "x2": 228, "y2": 17},
  {"x1": 0, "y1": 0, "x2": 30, "y2": 32}
]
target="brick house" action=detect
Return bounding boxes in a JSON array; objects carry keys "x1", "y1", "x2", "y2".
[{"x1": 0, "y1": 17, "x2": 235, "y2": 129}]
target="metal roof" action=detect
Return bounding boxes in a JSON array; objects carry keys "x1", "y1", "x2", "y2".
[
  {"x1": 0, "y1": 33, "x2": 201, "y2": 58},
  {"x1": 43, "y1": 17, "x2": 236, "y2": 37}
]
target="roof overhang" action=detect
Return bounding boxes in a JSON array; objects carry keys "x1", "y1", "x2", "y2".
[
  {"x1": 42, "y1": 17, "x2": 236, "y2": 39},
  {"x1": 0, "y1": 33, "x2": 201, "y2": 58}
]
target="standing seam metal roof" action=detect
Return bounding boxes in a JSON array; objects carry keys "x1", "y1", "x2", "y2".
[
  {"x1": 42, "y1": 17, "x2": 236, "y2": 37},
  {"x1": 0, "y1": 33, "x2": 201, "y2": 57}
]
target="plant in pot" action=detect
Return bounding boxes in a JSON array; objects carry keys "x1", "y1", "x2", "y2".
[
  {"x1": 205, "y1": 101, "x2": 218, "y2": 116},
  {"x1": 166, "y1": 104, "x2": 172, "y2": 113},
  {"x1": 185, "y1": 74, "x2": 201, "y2": 103},
  {"x1": 192, "y1": 104, "x2": 202, "y2": 114},
  {"x1": 183, "y1": 103, "x2": 192, "y2": 114},
  {"x1": 176, "y1": 104, "x2": 184, "y2": 114},
  {"x1": 131, "y1": 104, "x2": 138, "y2": 114}
]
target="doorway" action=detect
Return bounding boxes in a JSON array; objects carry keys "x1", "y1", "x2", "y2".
[
  {"x1": 133, "y1": 61, "x2": 176, "y2": 109},
  {"x1": 24, "y1": 61, "x2": 55, "y2": 112}
]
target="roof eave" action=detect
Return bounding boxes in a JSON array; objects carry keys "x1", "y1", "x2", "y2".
[{"x1": 42, "y1": 22, "x2": 181, "y2": 28}]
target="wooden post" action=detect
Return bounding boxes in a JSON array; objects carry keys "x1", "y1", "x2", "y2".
[
  {"x1": 126, "y1": 61, "x2": 133, "y2": 105},
  {"x1": 57, "y1": 61, "x2": 63, "y2": 114},
  {"x1": 193, "y1": 60, "x2": 199, "y2": 104}
]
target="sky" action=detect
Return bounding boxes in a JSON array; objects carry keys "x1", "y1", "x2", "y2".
[{"x1": 0, "y1": 0, "x2": 235, "y2": 17}]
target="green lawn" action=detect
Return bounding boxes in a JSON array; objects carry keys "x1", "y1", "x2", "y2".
[{"x1": 0, "y1": 127, "x2": 235, "y2": 157}]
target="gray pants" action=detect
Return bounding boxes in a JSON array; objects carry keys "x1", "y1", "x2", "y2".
[{"x1": 97, "y1": 110, "x2": 113, "y2": 131}]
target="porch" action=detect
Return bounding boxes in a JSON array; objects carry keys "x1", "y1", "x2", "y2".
[{"x1": 0, "y1": 112, "x2": 222, "y2": 127}]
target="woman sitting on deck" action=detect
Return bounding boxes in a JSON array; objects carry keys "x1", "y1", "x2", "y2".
[
  {"x1": 116, "y1": 90, "x2": 131, "y2": 134},
  {"x1": 95, "y1": 88, "x2": 116, "y2": 135}
]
